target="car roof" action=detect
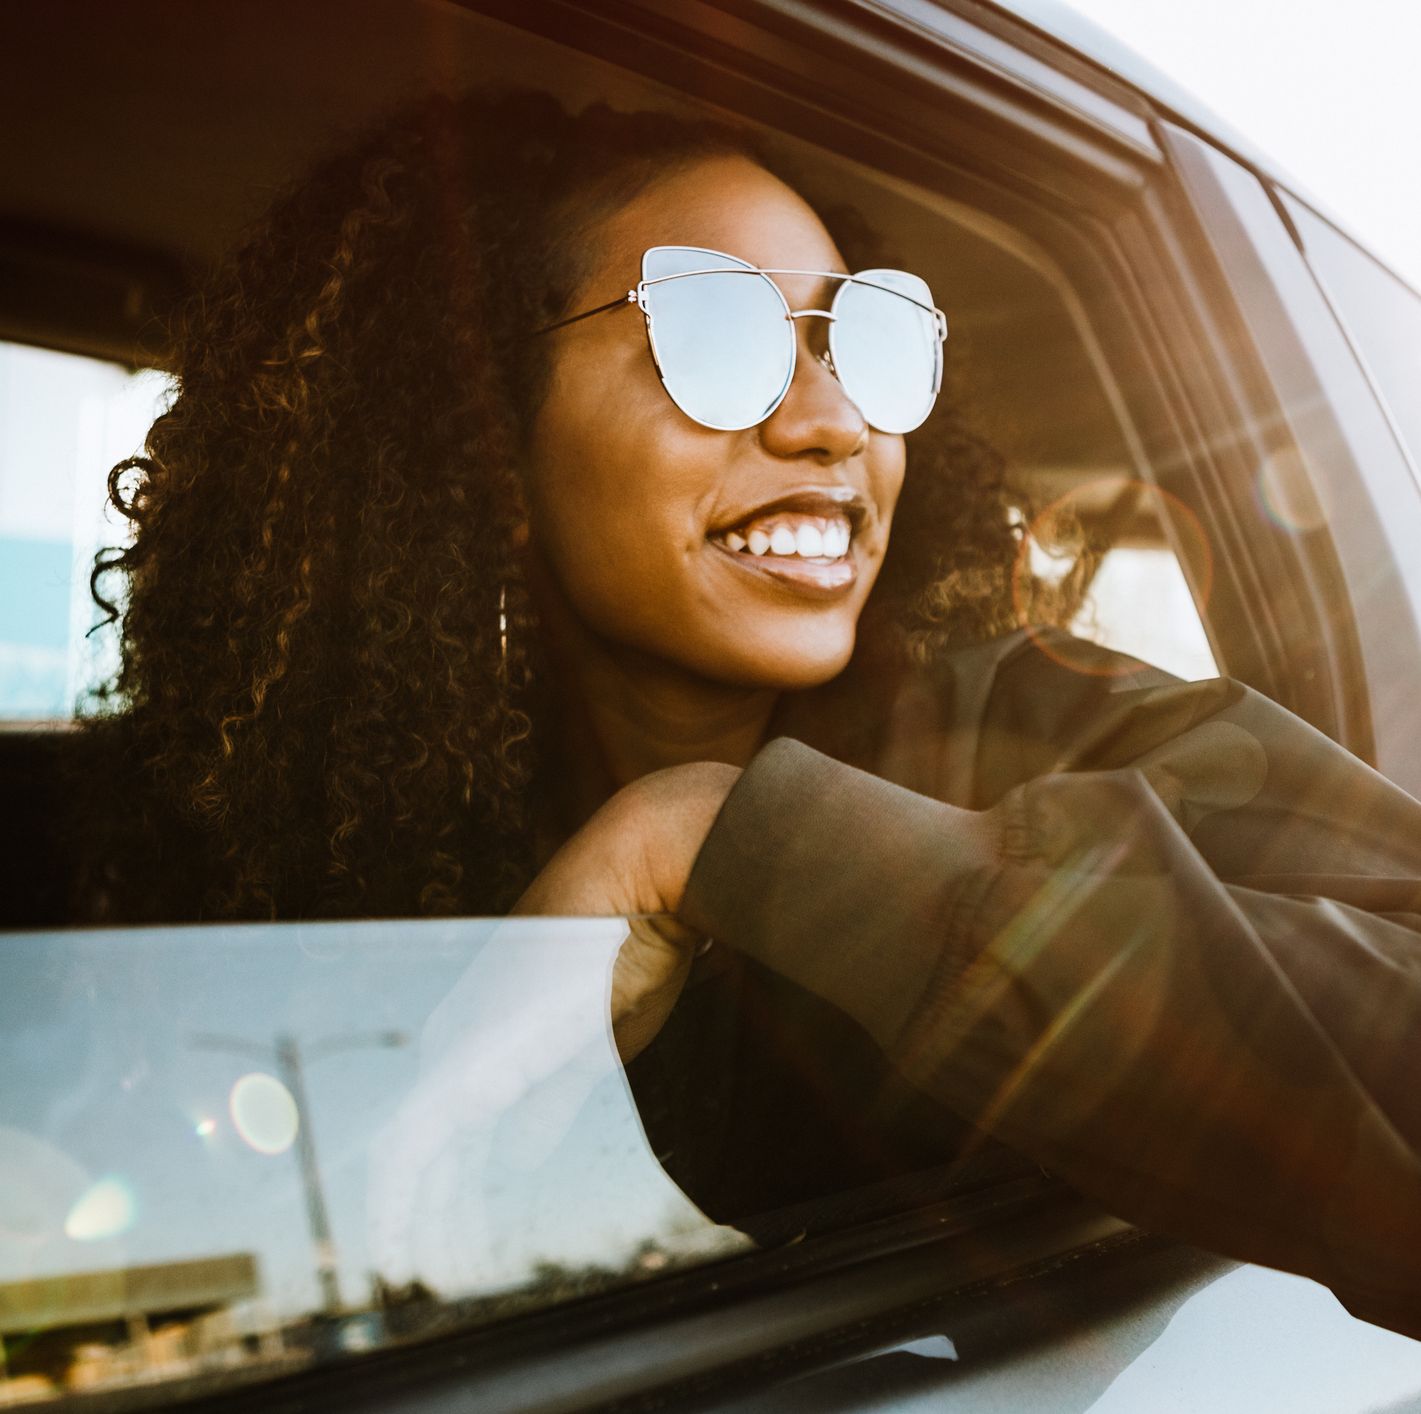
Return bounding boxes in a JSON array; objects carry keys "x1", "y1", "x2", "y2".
[
  {"x1": 0, "y1": 0, "x2": 1381, "y2": 276},
  {"x1": 982, "y1": 0, "x2": 1376, "y2": 260}
]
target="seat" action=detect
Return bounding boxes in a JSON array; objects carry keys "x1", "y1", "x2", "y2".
[{"x1": 0, "y1": 728, "x2": 73, "y2": 928}]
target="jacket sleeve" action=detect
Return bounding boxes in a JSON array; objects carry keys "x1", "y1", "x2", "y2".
[{"x1": 678, "y1": 678, "x2": 1421, "y2": 1337}]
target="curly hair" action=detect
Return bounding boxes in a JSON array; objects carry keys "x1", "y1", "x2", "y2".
[{"x1": 74, "y1": 90, "x2": 1079, "y2": 924}]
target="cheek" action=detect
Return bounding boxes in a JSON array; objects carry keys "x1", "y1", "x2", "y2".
[
  {"x1": 525, "y1": 383, "x2": 708, "y2": 603},
  {"x1": 530, "y1": 357, "x2": 641, "y2": 526},
  {"x1": 868, "y1": 435, "x2": 908, "y2": 548}
]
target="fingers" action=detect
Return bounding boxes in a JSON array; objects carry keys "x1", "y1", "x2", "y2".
[{"x1": 610, "y1": 916, "x2": 702, "y2": 1062}]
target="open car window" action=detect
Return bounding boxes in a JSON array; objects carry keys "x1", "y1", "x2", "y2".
[{"x1": 0, "y1": 6, "x2": 1257, "y2": 1406}]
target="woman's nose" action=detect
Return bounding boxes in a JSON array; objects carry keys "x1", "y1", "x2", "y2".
[{"x1": 757, "y1": 331, "x2": 868, "y2": 464}]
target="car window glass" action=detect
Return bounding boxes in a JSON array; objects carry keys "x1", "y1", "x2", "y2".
[
  {"x1": 0, "y1": 919, "x2": 752, "y2": 1396},
  {"x1": 1281, "y1": 190, "x2": 1421, "y2": 495},
  {"x1": 0, "y1": 340, "x2": 169, "y2": 721}
]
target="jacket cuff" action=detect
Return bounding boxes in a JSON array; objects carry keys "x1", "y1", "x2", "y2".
[{"x1": 680, "y1": 737, "x2": 1003, "y2": 1053}]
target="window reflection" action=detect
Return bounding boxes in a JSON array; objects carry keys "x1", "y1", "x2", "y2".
[
  {"x1": 0, "y1": 919, "x2": 750, "y2": 1401},
  {"x1": 1284, "y1": 191, "x2": 1421, "y2": 488}
]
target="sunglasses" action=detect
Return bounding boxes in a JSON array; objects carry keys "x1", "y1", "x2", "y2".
[{"x1": 538, "y1": 245, "x2": 948, "y2": 435}]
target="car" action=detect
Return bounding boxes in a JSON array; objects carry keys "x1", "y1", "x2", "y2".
[{"x1": 3, "y1": 1, "x2": 1421, "y2": 1410}]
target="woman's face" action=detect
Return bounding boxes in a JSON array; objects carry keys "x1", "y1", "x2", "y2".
[{"x1": 525, "y1": 155, "x2": 906, "y2": 692}]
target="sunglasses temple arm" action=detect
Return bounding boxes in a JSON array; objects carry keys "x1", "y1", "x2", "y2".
[{"x1": 533, "y1": 291, "x2": 638, "y2": 337}]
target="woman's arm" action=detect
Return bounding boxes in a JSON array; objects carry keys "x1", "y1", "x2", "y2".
[
  {"x1": 676, "y1": 692, "x2": 1421, "y2": 1337},
  {"x1": 511, "y1": 760, "x2": 741, "y2": 1062}
]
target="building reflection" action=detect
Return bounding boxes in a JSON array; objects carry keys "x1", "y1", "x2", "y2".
[
  {"x1": 0, "y1": 1254, "x2": 273, "y2": 1403},
  {"x1": 0, "y1": 1234, "x2": 721, "y2": 1407}
]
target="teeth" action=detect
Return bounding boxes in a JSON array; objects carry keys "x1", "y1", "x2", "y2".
[
  {"x1": 769, "y1": 526, "x2": 797, "y2": 556},
  {"x1": 716, "y1": 516, "x2": 854, "y2": 559}
]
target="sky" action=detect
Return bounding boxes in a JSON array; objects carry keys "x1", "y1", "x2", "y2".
[{"x1": 1060, "y1": 0, "x2": 1421, "y2": 291}]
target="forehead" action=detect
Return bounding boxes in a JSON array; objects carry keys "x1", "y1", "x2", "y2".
[{"x1": 589, "y1": 155, "x2": 847, "y2": 291}]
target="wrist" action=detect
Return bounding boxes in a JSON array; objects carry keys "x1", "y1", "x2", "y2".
[{"x1": 623, "y1": 761, "x2": 742, "y2": 914}]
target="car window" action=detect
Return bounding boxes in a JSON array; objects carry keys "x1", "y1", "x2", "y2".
[
  {"x1": 1021, "y1": 483, "x2": 1218, "y2": 682},
  {"x1": 1070, "y1": 546, "x2": 1216, "y2": 680},
  {"x1": 0, "y1": 340, "x2": 169, "y2": 721},
  {"x1": 0, "y1": 918, "x2": 753, "y2": 1395},
  {"x1": 1281, "y1": 189, "x2": 1421, "y2": 496}
]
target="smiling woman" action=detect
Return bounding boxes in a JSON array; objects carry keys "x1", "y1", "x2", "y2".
[
  {"x1": 65, "y1": 91, "x2": 1031, "y2": 924},
  {"x1": 526, "y1": 156, "x2": 908, "y2": 726}
]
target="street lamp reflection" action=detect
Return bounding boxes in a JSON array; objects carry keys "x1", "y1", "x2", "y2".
[{"x1": 188, "y1": 1029, "x2": 408, "y2": 1315}]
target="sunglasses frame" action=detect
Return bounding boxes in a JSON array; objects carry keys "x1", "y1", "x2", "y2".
[{"x1": 538, "y1": 245, "x2": 949, "y2": 434}]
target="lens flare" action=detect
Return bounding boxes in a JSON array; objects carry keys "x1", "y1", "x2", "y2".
[
  {"x1": 229, "y1": 1072, "x2": 299, "y2": 1156},
  {"x1": 64, "y1": 1176, "x2": 137, "y2": 1241},
  {"x1": 1256, "y1": 446, "x2": 1330, "y2": 533},
  {"x1": 0, "y1": 1127, "x2": 91, "y2": 1250},
  {"x1": 194, "y1": 1117, "x2": 217, "y2": 1139}
]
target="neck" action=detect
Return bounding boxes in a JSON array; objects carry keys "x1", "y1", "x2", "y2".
[
  {"x1": 530, "y1": 573, "x2": 777, "y2": 820},
  {"x1": 566, "y1": 642, "x2": 778, "y2": 787}
]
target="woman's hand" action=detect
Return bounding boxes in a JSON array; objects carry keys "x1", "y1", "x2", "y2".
[{"x1": 512, "y1": 761, "x2": 741, "y2": 1061}]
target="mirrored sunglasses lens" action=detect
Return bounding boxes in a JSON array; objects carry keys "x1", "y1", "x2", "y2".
[
  {"x1": 643, "y1": 253, "x2": 792, "y2": 430},
  {"x1": 831, "y1": 270, "x2": 942, "y2": 434}
]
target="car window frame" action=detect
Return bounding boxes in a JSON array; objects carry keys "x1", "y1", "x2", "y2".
[{"x1": 1157, "y1": 124, "x2": 1421, "y2": 791}]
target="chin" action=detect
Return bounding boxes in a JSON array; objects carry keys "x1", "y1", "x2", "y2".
[{"x1": 700, "y1": 624, "x2": 858, "y2": 691}]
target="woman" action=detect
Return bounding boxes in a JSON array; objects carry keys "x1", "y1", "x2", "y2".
[
  {"x1": 76, "y1": 92, "x2": 1421, "y2": 1335},
  {"x1": 80, "y1": 92, "x2": 1033, "y2": 921}
]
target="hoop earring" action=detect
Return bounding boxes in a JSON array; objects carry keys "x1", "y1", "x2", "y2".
[{"x1": 498, "y1": 584, "x2": 509, "y2": 675}]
